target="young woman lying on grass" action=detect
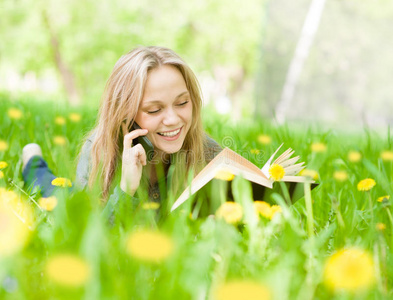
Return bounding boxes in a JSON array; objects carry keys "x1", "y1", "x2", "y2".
[{"x1": 22, "y1": 46, "x2": 222, "y2": 217}]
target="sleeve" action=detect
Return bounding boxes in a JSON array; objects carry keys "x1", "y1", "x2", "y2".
[
  {"x1": 75, "y1": 137, "x2": 93, "y2": 190},
  {"x1": 204, "y1": 135, "x2": 223, "y2": 163},
  {"x1": 75, "y1": 134, "x2": 139, "y2": 220},
  {"x1": 101, "y1": 185, "x2": 140, "y2": 221}
]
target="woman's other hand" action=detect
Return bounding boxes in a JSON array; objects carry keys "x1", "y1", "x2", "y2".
[{"x1": 120, "y1": 124, "x2": 149, "y2": 196}]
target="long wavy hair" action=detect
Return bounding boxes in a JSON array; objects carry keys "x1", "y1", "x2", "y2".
[{"x1": 88, "y1": 46, "x2": 206, "y2": 199}]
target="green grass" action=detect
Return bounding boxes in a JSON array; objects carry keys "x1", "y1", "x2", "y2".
[{"x1": 1, "y1": 95, "x2": 393, "y2": 299}]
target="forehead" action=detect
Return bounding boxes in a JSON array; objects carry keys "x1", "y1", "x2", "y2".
[{"x1": 142, "y1": 65, "x2": 188, "y2": 101}]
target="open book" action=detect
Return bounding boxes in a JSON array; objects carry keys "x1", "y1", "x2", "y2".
[{"x1": 171, "y1": 144, "x2": 315, "y2": 212}]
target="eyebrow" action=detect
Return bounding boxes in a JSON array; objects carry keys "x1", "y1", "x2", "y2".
[{"x1": 143, "y1": 91, "x2": 190, "y2": 105}]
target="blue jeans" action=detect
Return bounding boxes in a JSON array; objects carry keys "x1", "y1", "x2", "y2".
[{"x1": 22, "y1": 156, "x2": 58, "y2": 197}]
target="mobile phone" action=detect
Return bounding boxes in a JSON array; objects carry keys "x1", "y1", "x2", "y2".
[{"x1": 130, "y1": 122, "x2": 155, "y2": 162}]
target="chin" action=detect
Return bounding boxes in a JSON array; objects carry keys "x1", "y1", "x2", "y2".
[{"x1": 157, "y1": 142, "x2": 184, "y2": 156}]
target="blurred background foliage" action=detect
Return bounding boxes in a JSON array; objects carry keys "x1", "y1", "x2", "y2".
[{"x1": 1, "y1": 0, "x2": 393, "y2": 128}]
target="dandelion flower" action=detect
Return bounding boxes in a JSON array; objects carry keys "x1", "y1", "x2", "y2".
[
  {"x1": 333, "y1": 170, "x2": 348, "y2": 182},
  {"x1": 0, "y1": 171, "x2": 3, "y2": 179},
  {"x1": 0, "y1": 200, "x2": 32, "y2": 257},
  {"x1": 300, "y1": 169, "x2": 319, "y2": 180},
  {"x1": 69, "y1": 113, "x2": 82, "y2": 122},
  {"x1": 142, "y1": 202, "x2": 160, "y2": 210},
  {"x1": 215, "y1": 169, "x2": 235, "y2": 181},
  {"x1": 357, "y1": 178, "x2": 376, "y2": 192},
  {"x1": 53, "y1": 136, "x2": 67, "y2": 146},
  {"x1": 7, "y1": 108, "x2": 23, "y2": 120},
  {"x1": 39, "y1": 196, "x2": 58, "y2": 211},
  {"x1": 376, "y1": 223, "x2": 386, "y2": 231},
  {"x1": 250, "y1": 149, "x2": 260, "y2": 155},
  {"x1": 0, "y1": 140, "x2": 8, "y2": 151},
  {"x1": 0, "y1": 189, "x2": 19, "y2": 203},
  {"x1": 269, "y1": 164, "x2": 285, "y2": 181},
  {"x1": 311, "y1": 142, "x2": 327, "y2": 153},
  {"x1": 380, "y1": 150, "x2": 393, "y2": 162},
  {"x1": 0, "y1": 161, "x2": 8, "y2": 169},
  {"x1": 270, "y1": 205, "x2": 282, "y2": 219},
  {"x1": 51, "y1": 177, "x2": 72, "y2": 188},
  {"x1": 216, "y1": 202, "x2": 243, "y2": 224},
  {"x1": 46, "y1": 254, "x2": 90, "y2": 287},
  {"x1": 254, "y1": 201, "x2": 272, "y2": 219},
  {"x1": 54, "y1": 116, "x2": 66, "y2": 125},
  {"x1": 213, "y1": 279, "x2": 271, "y2": 300},
  {"x1": 257, "y1": 134, "x2": 272, "y2": 145},
  {"x1": 377, "y1": 195, "x2": 390, "y2": 203},
  {"x1": 348, "y1": 151, "x2": 362, "y2": 163},
  {"x1": 126, "y1": 229, "x2": 174, "y2": 263},
  {"x1": 323, "y1": 248, "x2": 375, "y2": 292}
]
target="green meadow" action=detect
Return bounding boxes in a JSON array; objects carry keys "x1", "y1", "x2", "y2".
[{"x1": 1, "y1": 96, "x2": 393, "y2": 300}]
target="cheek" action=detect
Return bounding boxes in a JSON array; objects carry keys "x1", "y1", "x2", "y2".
[{"x1": 135, "y1": 114, "x2": 152, "y2": 130}]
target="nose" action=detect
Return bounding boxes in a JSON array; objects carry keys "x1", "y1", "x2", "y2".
[{"x1": 162, "y1": 107, "x2": 180, "y2": 126}]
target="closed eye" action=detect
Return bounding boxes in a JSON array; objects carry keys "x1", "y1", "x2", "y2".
[
  {"x1": 178, "y1": 100, "x2": 189, "y2": 106},
  {"x1": 147, "y1": 109, "x2": 160, "y2": 114}
]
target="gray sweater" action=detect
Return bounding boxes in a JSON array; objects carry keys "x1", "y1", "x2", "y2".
[{"x1": 75, "y1": 133, "x2": 222, "y2": 218}]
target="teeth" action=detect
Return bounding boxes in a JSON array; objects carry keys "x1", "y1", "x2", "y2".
[{"x1": 159, "y1": 128, "x2": 181, "y2": 137}]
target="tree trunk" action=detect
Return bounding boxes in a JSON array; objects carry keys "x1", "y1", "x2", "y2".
[
  {"x1": 275, "y1": 0, "x2": 327, "y2": 124},
  {"x1": 42, "y1": 10, "x2": 80, "y2": 106}
]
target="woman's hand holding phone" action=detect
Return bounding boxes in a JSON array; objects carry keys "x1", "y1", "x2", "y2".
[{"x1": 120, "y1": 123, "x2": 149, "y2": 196}]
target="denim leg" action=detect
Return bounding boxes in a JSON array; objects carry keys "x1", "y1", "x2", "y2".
[{"x1": 22, "y1": 156, "x2": 57, "y2": 197}]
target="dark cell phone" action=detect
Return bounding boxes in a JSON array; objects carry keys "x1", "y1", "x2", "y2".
[{"x1": 130, "y1": 122, "x2": 155, "y2": 162}]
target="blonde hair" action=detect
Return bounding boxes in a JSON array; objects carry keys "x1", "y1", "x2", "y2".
[{"x1": 88, "y1": 46, "x2": 206, "y2": 199}]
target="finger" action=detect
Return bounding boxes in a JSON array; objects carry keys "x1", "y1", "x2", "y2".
[
  {"x1": 123, "y1": 128, "x2": 148, "y2": 149},
  {"x1": 133, "y1": 144, "x2": 147, "y2": 166}
]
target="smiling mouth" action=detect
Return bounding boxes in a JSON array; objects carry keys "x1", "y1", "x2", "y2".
[{"x1": 157, "y1": 127, "x2": 182, "y2": 137}]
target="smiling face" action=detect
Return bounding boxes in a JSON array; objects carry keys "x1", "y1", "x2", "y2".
[{"x1": 134, "y1": 65, "x2": 193, "y2": 157}]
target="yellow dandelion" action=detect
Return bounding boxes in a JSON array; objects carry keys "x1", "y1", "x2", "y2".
[
  {"x1": 254, "y1": 201, "x2": 272, "y2": 219},
  {"x1": 0, "y1": 140, "x2": 8, "y2": 151},
  {"x1": 270, "y1": 205, "x2": 282, "y2": 219},
  {"x1": 348, "y1": 151, "x2": 362, "y2": 163},
  {"x1": 215, "y1": 169, "x2": 235, "y2": 181},
  {"x1": 376, "y1": 223, "x2": 386, "y2": 231},
  {"x1": 0, "y1": 189, "x2": 19, "y2": 203},
  {"x1": 0, "y1": 200, "x2": 32, "y2": 257},
  {"x1": 51, "y1": 177, "x2": 72, "y2": 188},
  {"x1": 250, "y1": 149, "x2": 260, "y2": 155},
  {"x1": 377, "y1": 195, "x2": 390, "y2": 203},
  {"x1": 69, "y1": 113, "x2": 82, "y2": 122},
  {"x1": 39, "y1": 196, "x2": 58, "y2": 211},
  {"x1": 126, "y1": 229, "x2": 174, "y2": 263},
  {"x1": 7, "y1": 108, "x2": 23, "y2": 120},
  {"x1": 213, "y1": 279, "x2": 271, "y2": 300},
  {"x1": 46, "y1": 254, "x2": 90, "y2": 287},
  {"x1": 299, "y1": 169, "x2": 319, "y2": 180},
  {"x1": 357, "y1": 178, "x2": 376, "y2": 192},
  {"x1": 257, "y1": 134, "x2": 272, "y2": 145},
  {"x1": 53, "y1": 136, "x2": 67, "y2": 146},
  {"x1": 323, "y1": 248, "x2": 375, "y2": 292},
  {"x1": 0, "y1": 161, "x2": 8, "y2": 169},
  {"x1": 142, "y1": 202, "x2": 160, "y2": 210},
  {"x1": 0, "y1": 171, "x2": 3, "y2": 179},
  {"x1": 333, "y1": 170, "x2": 348, "y2": 182},
  {"x1": 311, "y1": 142, "x2": 327, "y2": 153},
  {"x1": 54, "y1": 116, "x2": 66, "y2": 125},
  {"x1": 216, "y1": 202, "x2": 243, "y2": 224},
  {"x1": 269, "y1": 164, "x2": 285, "y2": 181},
  {"x1": 380, "y1": 150, "x2": 393, "y2": 162}
]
